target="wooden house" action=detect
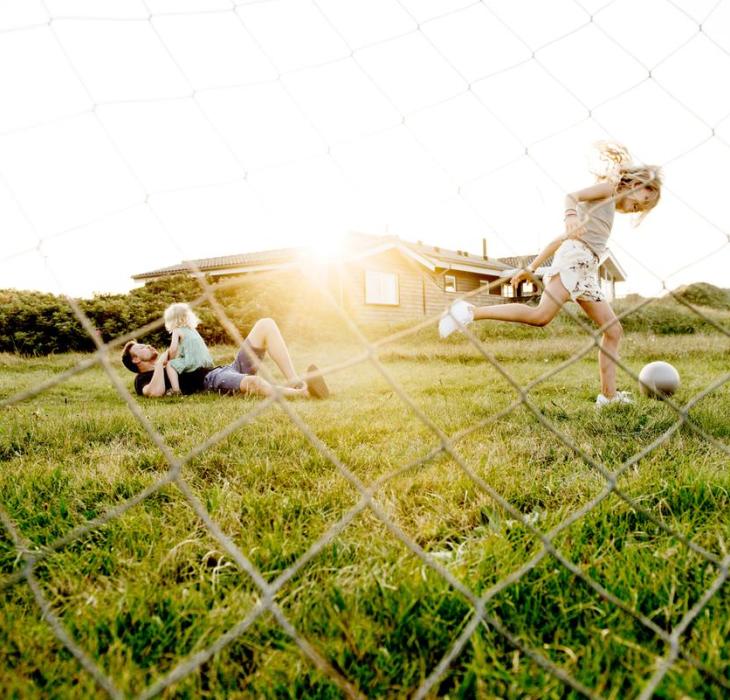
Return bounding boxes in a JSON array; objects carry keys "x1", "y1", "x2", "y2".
[{"x1": 132, "y1": 233, "x2": 626, "y2": 323}]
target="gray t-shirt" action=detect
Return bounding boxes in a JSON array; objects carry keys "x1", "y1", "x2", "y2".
[{"x1": 577, "y1": 197, "x2": 615, "y2": 260}]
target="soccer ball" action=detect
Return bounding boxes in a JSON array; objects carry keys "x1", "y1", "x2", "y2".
[{"x1": 638, "y1": 361, "x2": 680, "y2": 399}]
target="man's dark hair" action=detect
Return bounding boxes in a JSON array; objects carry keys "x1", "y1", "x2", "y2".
[{"x1": 121, "y1": 340, "x2": 139, "y2": 373}]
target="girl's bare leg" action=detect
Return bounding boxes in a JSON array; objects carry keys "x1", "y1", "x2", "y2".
[
  {"x1": 576, "y1": 299, "x2": 623, "y2": 398},
  {"x1": 473, "y1": 277, "x2": 571, "y2": 326},
  {"x1": 245, "y1": 318, "x2": 300, "y2": 383}
]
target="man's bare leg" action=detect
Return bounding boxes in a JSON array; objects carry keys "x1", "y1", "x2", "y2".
[
  {"x1": 239, "y1": 375, "x2": 306, "y2": 398},
  {"x1": 242, "y1": 318, "x2": 329, "y2": 397},
  {"x1": 245, "y1": 318, "x2": 301, "y2": 384}
]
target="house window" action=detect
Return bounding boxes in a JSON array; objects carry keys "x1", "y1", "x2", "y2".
[
  {"x1": 444, "y1": 274, "x2": 457, "y2": 292},
  {"x1": 365, "y1": 269, "x2": 399, "y2": 305},
  {"x1": 501, "y1": 283, "x2": 515, "y2": 298},
  {"x1": 522, "y1": 281, "x2": 535, "y2": 294}
]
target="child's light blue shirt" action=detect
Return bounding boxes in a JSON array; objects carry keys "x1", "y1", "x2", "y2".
[{"x1": 169, "y1": 327, "x2": 214, "y2": 374}]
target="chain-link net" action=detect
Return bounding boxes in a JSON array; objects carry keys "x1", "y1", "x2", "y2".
[{"x1": 1, "y1": 1, "x2": 728, "y2": 697}]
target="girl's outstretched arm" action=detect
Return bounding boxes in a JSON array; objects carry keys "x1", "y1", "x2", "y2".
[
  {"x1": 563, "y1": 180, "x2": 615, "y2": 244},
  {"x1": 564, "y1": 181, "x2": 614, "y2": 209},
  {"x1": 168, "y1": 328, "x2": 181, "y2": 359},
  {"x1": 510, "y1": 234, "x2": 566, "y2": 287},
  {"x1": 165, "y1": 363, "x2": 181, "y2": 395},
  {"x1": 511, "y1": 181, "x2": 615, "y2": 287}
]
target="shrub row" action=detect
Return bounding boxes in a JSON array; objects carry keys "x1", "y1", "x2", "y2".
[
  {"x1": 1, "y1": 279, "x2": 727, "y2": 356},
  {"x1": 0, "y1": 273, "x2": 342, "y2": 355}
]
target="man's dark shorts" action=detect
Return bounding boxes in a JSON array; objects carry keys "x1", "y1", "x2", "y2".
[{"x1": 203, "y1": 341, "x2": 266, "y2": 394}]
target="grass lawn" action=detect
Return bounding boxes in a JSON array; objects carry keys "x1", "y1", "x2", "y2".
[{"x1": 1, "y1": 323, "x2": 729, "y2": 698}]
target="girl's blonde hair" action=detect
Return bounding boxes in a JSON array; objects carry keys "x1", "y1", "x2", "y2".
[
  {"x1": 164, "y1": 302, "x2": 200, "y2": 332},
  {"x1": 591, "y1": 141, "x2": 662, "y2": 223}
]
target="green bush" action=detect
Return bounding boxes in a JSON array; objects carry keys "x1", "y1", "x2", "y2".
[
  {"x1": 614, "y1": 293, "x2": 730, "y2": 335},
  {"x1": 0, "y1": 291, "x2": 90, "y2": 354},
  {"x1": 1, "y1": 277, "x2": 728, "y2": 356},
  {"x1": 0, "y1": 272, "x2": 345, "y2": 355},
  {"x1": 672, "y1": 282, "x2": 730, "y2": 310},
  {"x1": 614, "y1": 300, "x2": 707, "y2": 335}
]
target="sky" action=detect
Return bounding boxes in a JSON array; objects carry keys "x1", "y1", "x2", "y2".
[{"x1": 1, "y1": 0, "x2": 729, "y2": 299}]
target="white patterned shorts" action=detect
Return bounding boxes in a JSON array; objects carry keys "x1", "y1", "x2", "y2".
[{"x1": 542, "y1": 239, "x2": 606, "y2": 303}]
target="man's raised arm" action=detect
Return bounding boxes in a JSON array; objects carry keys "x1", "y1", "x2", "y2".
[{"x1": 142, "y1": 351, "x2": 169, "y2": 397}]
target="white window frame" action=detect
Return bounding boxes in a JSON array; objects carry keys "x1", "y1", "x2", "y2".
[
  {"x1": 364, "y1": 269, "x2": 399, "y2": 306},
  {"x1": 522, "y1": 281, "x2": 535, "y2": 294},
  {"x1": 501, "y1": 283, "x2": 515, "y2": 298},
  {"x1": 444, "y1": 274, "x2": 457, "y2": 293}
]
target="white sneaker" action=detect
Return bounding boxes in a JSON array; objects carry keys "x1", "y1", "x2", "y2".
[
  {"x1": 439, "y1": 300, "x2": 475, "y2": 338},
  {"x1": 595, "y1": 391, "x2": 633, "y2": 408}
]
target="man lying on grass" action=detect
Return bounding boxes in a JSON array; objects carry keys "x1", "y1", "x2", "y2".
[{"x1": 121, "y1": 317, "x2": 329, "y2": 400}]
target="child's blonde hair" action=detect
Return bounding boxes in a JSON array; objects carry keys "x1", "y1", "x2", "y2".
[
  {"x1": 591, "y1": 141, "x2": 662, "y2": 223},
  {"x1": 164, "y1": 302, "x2": 201, "y2": 332}
]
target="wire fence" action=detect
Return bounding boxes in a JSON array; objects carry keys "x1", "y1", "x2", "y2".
[{"x1": 1, "y1": 0, "x2": 729, "y2": 697}]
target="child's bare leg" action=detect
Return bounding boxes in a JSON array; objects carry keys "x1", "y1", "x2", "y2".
[
  {"x1": 238, "y1": 375, "x2": 306, "y2": 398},
  {"x1": 472, "y1": 277, "x2": 571, "y2": 327},
  {"x1": 245, "y1": 318, "x2": 300, "y2": 384},
  {"x1": 165, "y1": 364, "x2": 181, "y2": 394},
  {"x1": 576, "y1": 299, "x2": 623, "y2": 398}
]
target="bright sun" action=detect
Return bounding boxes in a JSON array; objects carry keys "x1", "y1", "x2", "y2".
[{"x1": 303, "y1": 231, "x2": 348, "y2": 263}]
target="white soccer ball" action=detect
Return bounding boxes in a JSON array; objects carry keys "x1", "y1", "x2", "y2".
[{"x1": 638, "y1": 361, "x2": 680, "y2": 399}]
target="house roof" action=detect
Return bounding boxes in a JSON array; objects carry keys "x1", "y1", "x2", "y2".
[
  {"x1": 408, "y1": 241, "x2": 512, "y2": 275},
  {"x1": 498, "y1": 255, "x2": 538, "y2": 268},
  {"x1": 132, "y1": 232, "x2": 626, "y2": 282},
  {"x1": 132, "y1": 247, "x2": 301, "y2": 279},
  {"x1": 132, "y1": 233, "x2": 513, "y2": 281}
]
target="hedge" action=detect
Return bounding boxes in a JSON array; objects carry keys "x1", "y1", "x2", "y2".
[
  {"x1": 0, "y1": 279, "x2": 727, "y2": 356},
  {"x1": 0, "y1": 272, "x2": 341, "y2": 355}
]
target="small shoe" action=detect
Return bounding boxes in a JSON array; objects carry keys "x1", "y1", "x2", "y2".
[
  {"x1": 595, "y1": 391, "x2": 633, "y2": 408},
  {"x1": 438, "y1": 300, "x2": 475, "y2": 338},
  {"x1": 305, "y1": 364, "x2": 330, "y2": 399}
]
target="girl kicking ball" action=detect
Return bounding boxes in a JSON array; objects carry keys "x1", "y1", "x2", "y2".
[{"x1": 439, "y1": 142, "x2": 662, "y2": 407}]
